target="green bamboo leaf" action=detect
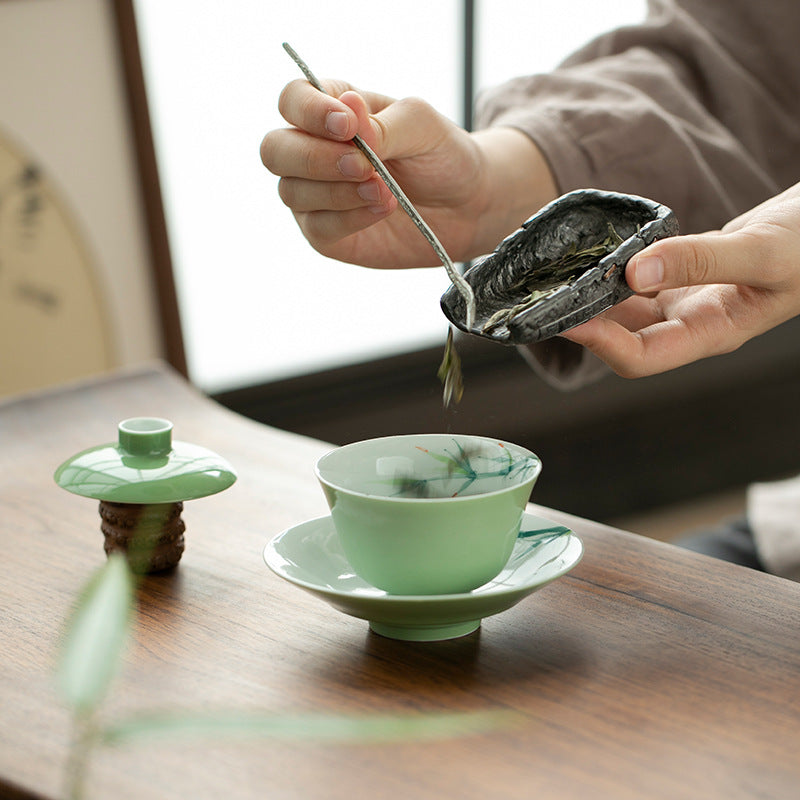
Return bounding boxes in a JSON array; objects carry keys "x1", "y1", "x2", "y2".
[
  {"x1": 99, "y1": 710, "x2": 518, "y2": 747},
  {"x1": 57, "y1": 554, "x2": 134, "y2": 714}
]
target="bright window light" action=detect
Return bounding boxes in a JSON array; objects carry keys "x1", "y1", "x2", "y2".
[
  {"x1": 477, "y1": 1, "x2": 646, "y2": 89},
  {"x1": 134, "y1": 0, "x2": 645, "y2": 393}
]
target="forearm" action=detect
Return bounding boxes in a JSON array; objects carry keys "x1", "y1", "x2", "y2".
[
  {"x1": 466, "y1": 127, "x2": 558, "y2": 258},
  {"x1": 475, "y1": 1, "x2": 800, "y2": 235}
]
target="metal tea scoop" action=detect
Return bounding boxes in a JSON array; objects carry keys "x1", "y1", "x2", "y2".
[{"x1": 440, "y1": 189, "x2": 679, "y2": 344}]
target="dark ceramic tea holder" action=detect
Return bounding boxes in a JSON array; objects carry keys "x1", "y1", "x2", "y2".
[{"x1": 440, "y1": 189, "x2": 679, "y2": 344}]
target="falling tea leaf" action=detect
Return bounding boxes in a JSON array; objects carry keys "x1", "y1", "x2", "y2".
[{"x1": 438, "y1": 327, "x2": 464, "y2": 407}]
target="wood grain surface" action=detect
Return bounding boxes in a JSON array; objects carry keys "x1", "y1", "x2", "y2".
[{"x1": 1, "y1": 364, "x2": 798, "y2": 800}]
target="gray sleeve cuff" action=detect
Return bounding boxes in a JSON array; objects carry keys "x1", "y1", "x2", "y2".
[{"x1": 517, "y1": 339, "x2": 610, "y2": 391}]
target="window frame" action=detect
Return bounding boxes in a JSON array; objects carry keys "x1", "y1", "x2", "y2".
[{"x1": 113, "y1": 0, "x2": 187, "y2": 376}]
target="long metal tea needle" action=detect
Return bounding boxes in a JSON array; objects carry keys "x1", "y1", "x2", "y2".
[{"x1": 282, "y1": 42, "x2": 477, "y2": 330}]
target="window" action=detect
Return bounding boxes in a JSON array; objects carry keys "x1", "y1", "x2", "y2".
[{"x1": 132, "y1": 0, "x2": 645, "y2": 394}]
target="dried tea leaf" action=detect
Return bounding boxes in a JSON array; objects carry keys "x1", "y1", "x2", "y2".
[
  {"x1": 482, "y1": 288, "x2": 554, "y2": 334},
  {"x1": 438, "y1": 327, "x2": 464, "y2": 407},
  {"x1": 482, "y1": 223, "x2": 625, "y2": 334}
]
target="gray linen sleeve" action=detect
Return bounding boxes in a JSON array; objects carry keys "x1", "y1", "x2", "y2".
[
  {"x1": 477, "y1": 0, "x2": 800, "y2": 233},
  {"x1": 474, "y1": 0, "x2": 800, "y2": 388}
]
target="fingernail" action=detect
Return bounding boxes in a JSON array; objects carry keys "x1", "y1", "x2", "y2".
[
  {"x1": 357, "y1": 181, "x2": 381, "y2": 204},
  {"x1": 325, "y1": 111, "x2": 349, "y2": 138},
  {"x1": 338, "y1": 152, "x2": 366, "y2": 178},
  {"x1": 632, "y1": 255, "x2": 664, "y2": 291}
]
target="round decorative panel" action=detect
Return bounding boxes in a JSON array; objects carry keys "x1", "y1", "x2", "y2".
[{"x1": 0, "y1": 127, "x2": 114, "y2": 396}]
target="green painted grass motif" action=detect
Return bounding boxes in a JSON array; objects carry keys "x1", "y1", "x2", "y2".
[
  {"x1": 512, "y1": 526, "x2": 572, "y2": 567},
  {"x1": 389, "y1": 440, "x2": 539, "y2": 498}
]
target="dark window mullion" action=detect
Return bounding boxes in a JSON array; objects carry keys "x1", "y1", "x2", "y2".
[{"x1": 462, "y1": 0, "x2": 476, "y2": 132}]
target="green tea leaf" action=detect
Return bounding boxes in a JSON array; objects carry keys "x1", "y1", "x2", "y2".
[
  {"x1": 482, "y1": 223, "x2": 627, "y2": 335},
  {"x1": 57, "y1": 554, "x2": 134, "y2": 714},
  {"x1": 482, "y1": 288, "x2": 554, "y2": 334},
  {"x1": 99, "y1": 709, "x2": 518, "y2": 746},
  {"x1": 437, "y1": 327, "x2": 464, "y2": 407}
]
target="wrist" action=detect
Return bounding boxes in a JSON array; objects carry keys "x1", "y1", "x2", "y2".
[{"x1": 467, "y1": 127, "x2": 558, "y2": 257}]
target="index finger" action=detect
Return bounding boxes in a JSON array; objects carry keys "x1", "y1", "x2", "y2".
[{"x1": 278, "y1": 78, "x2": 359, "y2": 141}]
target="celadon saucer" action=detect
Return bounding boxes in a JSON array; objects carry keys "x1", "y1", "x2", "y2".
[{"x1": 263, "y1": 512, "x2": 583, "y2": 642}]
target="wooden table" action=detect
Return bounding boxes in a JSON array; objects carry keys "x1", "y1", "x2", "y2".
[{"x1": 1, "y1": 364, "x2": 798, "y2": 800}]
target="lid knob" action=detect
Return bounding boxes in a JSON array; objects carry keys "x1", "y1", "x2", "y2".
[{"x1": 118, "y1": 417, "x2": 173, "y2": 457}]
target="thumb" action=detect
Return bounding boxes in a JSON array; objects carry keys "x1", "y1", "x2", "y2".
[
  {"x1": 340, "y1": 92, "x2": 452, "y2": 162},
  {"x1": 626, "y1": 230, "x2": 762, "y2": 292},
  {"x1": 337, "y1": 90, "x2": 379, "y2": 149}
]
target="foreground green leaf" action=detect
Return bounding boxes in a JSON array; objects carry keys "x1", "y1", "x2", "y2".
[
  {"x1": 99, "y1": 709, "x2": 518, "y2": 747},
  {"x1": 57, "y1": 554, "x2": 134, "y2": 714}
]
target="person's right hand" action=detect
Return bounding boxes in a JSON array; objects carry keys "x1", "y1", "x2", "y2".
[
  {"x1": 560, "y1": 182, "x2": 800, "y2": 377},
  {"x1": 260, "y1": 79, "x2": 557, "y2": 268}
]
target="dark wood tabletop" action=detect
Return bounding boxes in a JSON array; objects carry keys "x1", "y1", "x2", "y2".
[{"x1": 1, "y1": 364, "x2": 798, "y2": 800}]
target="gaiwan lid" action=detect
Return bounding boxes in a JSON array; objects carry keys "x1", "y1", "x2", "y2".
[{"x1": 54, "y1": 417, "x2": 237, "y2": 504}]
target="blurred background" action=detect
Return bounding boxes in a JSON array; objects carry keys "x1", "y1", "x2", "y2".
[{"x1": 4, "y1": 0, "x2": 799, "y2": 536}]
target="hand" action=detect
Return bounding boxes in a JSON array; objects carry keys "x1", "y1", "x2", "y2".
[
  {"x1": 260, "y1": 79, "x2": 556, "y2": 268},
  {"x1": 560, "y1": 183, "x2": 800, "y2": 377}
]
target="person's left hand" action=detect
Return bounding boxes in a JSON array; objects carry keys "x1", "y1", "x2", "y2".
[{"x1": 558, "y1": 183, "x2": 800, "y2": 377}]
